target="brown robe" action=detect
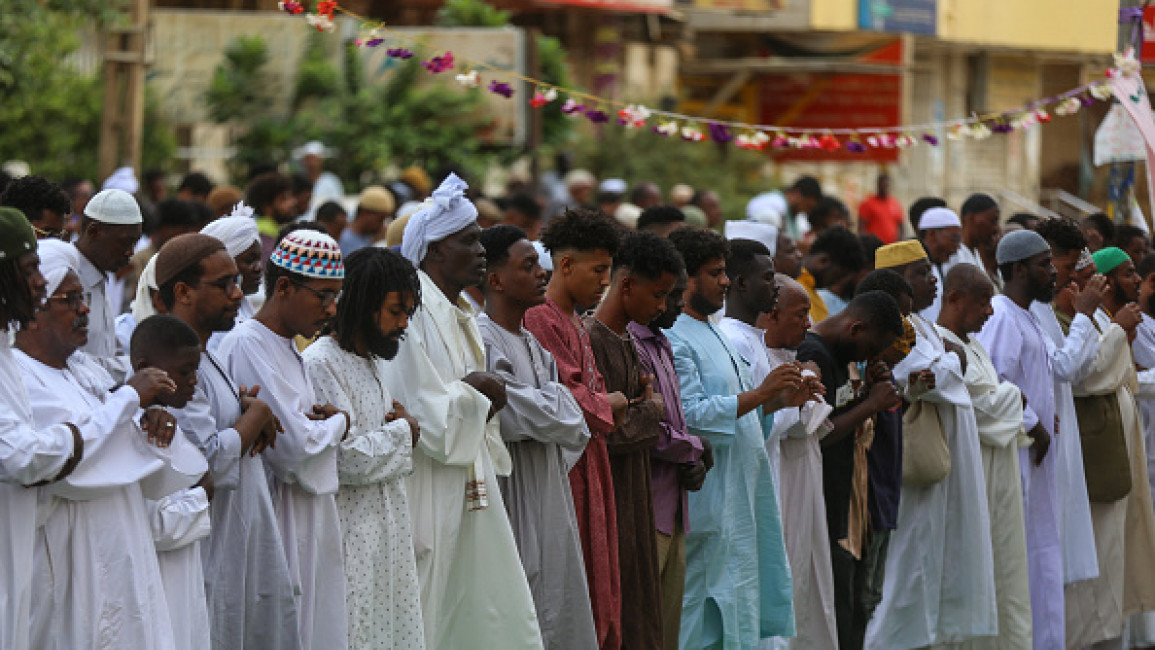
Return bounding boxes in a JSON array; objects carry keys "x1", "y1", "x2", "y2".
[{"x1": 585, "y1": 317, "x2": 665, "y2": 650}]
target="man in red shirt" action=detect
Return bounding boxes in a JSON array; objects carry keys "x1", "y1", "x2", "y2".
[{"x1": 858, "y1": 173, "x2": 905, "y2": 244}]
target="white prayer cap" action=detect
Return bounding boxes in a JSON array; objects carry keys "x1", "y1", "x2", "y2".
[
  {"x1": 746, "y1": 191, "x2": 788, "y2": 228},
  {"x1": 401, "y1": 173, "x2": 479, "y2": 267},
  {"x1": 131, "y1": 254, "x2": 160, "y2": 323},
  {"x1": 201, "y1": 204, "x2": 261, "y2": 258},
  {"x1": 37, "y1": 238, "x2": 80, "y2": 297},
  {"x1": 918, "y1": 207, "x2": 962, "y2": 230},
  {"x1": 102, "y1": 166, "x2": 139, "y2": 194},
  {"x1": 564, "y1": 169, "x2": 595, "y2": 189},
  {"x1": 996, "y1": 229, "x2": 1050, "y2": 265},
  {"x1": 671, "y1": 183, "x2": 694, "y2": 204},
  {"x1": 84, "y1": 189, "x2": 143, "y2": 225},
  {"x1": 532, "y1": 240, "x2": 553, "y2": 272},
  {"x1": 599, "y1": 178, "x2": 627, "y2": 194},
  {"x1": 725, "y1": 220, "x2": 779, "y2": 257},
  {"x1": 295, "y1": 141, "x2": 330, "y2": 159},
  {"x1": 615, "y1": 202, "x2": 642, "y2": 229}
]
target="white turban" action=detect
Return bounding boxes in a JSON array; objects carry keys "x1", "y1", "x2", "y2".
[
  {"x1": 37, "y1": 239, "x2": 80, "y2": 297},
  {"x1": 401, "y1": 173, "x2": 478, "y2": 267},
  {"x1": 131, "y1": 254, "x2": 160, "y2": 323},
  {"x1": 201, "y1": 204, "x2": 261, "y2": 258},
  {"x1": 102, "y1": 166, "x2": 139, "y2": 194}
]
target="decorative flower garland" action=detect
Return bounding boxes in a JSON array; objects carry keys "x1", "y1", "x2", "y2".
[{"x1": 278, "y1": 0, "x2": 1124, "y2": 153}]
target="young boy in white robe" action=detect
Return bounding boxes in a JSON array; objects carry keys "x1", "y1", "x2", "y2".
[
  {"x1": 302, "y1": 246, "x2": 427, "y2": 649},
  {"x1": 217, "y1": 226, "x2": 350, "y2": 650},
  {"x1": 15, "y1": 238, "x2": 185, "y2": 650},
  {"x1": 0, "y1": 210, "x2": 84, "y2": 650},
  {"x1": 131, "y1": 314, "x2": 214, "y2": 650},
  {"x1": 156, "y1": 232, "x2": 300, "y2": 650}
]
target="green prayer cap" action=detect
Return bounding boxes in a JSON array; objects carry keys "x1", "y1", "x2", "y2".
[
  {"x1": 1092, "y1": 246, "x2": 1130, "y2": 275},
  {"x1": 0, "y1": 207, "x2": 36, "y2": 262}
]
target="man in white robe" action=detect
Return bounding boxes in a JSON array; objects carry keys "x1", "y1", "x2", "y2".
[
  {"x1": 156, "y1": 233, "x2": 301, "y2": 650},
  {"x1": 303, "y1": 247, "x2": 426, "y2": 649},
  {"x1": 0, "y1": 212, "x2": 83, "y2": 650},
  {"x1": 865, "y1": 249, "x2": 997, "y2": 649},
  {"x1": 976, "y1": 230, "x2": 1066, "y2": 650},
  {"x1": 15, "y1": 239, "x2": 185, "y2": 650},
  {"x1": 218, "y1": 227, "x2": 350, "y2": 650},
  {"x1": 1031, "y1": 222, "x2": 1102, "y2": 591},
  {"x1": 761, "y1": 275, "x2": 838, "y2": 650},
  {"x1": 383, "y1": 173, "x2": 543, "y2": 649},
  {"x1": 937, "y1": 263, "x2": 1033, "y2": 649}
]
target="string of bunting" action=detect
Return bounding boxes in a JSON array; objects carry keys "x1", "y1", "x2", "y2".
[{"x1": 277, "y1": 0, "x2": 1120, "y2": 153}]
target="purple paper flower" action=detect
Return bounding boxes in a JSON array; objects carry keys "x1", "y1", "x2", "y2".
[
  {"x1": 487, "y1": 80, "x2": 514, "y2": 98},
  {"x1": 561, "y1": 99, "x2": 585, "y2": 115},
  {"x1": 1079, "y1": 95, "x2": 1096, "y2": 107},
  {"x1": 362, "y1": 38, "x2": 384, "y2": 48},
  {"x1": 387, "y1": 48, "x2": 414, "y2": 59},
  {"x1": 422, "y1": 51, "x2": 454, "y2": 74},
  {"x1": 585, "y1": 109, "x2": 609, "y2": 124},
  {"x1": 922, "y1": 134, "x2": 939, "y2": 146},
  {"x1": 708, "y1": 123, "x2": 733, "y2": 143},
  {"x1": 991, "y1": 122, "x2": 1014, "y2": 133},
  {"x1": 845, "y1": 141, "x2": 867, "y2": 153}
]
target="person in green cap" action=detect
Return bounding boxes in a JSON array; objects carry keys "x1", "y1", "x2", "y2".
[{"x1": 0, "y1": 206, "x2": 85, "y2": 650}]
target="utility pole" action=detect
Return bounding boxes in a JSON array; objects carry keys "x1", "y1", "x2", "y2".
[{"x1": 97, "y1": 0, "x2": 150, "y2": 181}]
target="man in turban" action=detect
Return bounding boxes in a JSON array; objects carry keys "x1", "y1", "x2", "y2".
[
  {"x1": 201, "y1": 204, "x2": 263, "y2": 351},
  {"x1": 0, "y1": 209, "x2": 84, "y2": 650},
  {"x1": 382, "y1": 173, "x2": 543, "y2": 648}
]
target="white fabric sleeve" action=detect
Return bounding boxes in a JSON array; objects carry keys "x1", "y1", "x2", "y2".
[{"x1": 148, "y1": 487, "x2": 212, "y2": 552}]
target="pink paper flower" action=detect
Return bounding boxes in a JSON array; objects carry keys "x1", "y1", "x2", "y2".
[
  {"x1": 423, "y1": 52, "x2": 454, "y2": 74},
  {"x1": 279, "y1": 1, "x2": 304, "y2": 14}
]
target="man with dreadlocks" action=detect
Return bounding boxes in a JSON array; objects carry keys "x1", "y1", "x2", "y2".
[
  {"x1": 0, "y1": 208, "x2": 85, "y2": 650},
  {"x1": 303, "y1": 247, "x2": 426, "y2": 650}
]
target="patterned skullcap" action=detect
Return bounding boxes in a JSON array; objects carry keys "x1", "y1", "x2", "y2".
[
  {"x1": 271, "y1": 229, "x2": 344, "y2": 279},
  {"x1": 1075, "y1": 247, "x2": 1095, "y2": 271}
]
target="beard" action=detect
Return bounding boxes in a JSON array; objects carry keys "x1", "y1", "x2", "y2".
[
  {"x1": 688, "y1": 291, "x2": 722, "y2": 317},
  {"x1": 1030, "y1": 277, "x2": 1054, "y2": 304},
  {"x1": 365, "y1": 327, "x2": 405, "y2": 360}
]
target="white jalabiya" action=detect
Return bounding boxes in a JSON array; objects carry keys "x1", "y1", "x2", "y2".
[
  {"x1": 766, "y1": 347, "x2": 837, "y2": 650},
  {"x1": 719, "y1": 317, "x2": 780, "y2": 489},
  {"x1": 976, "y1": 295, "x2": 1064, "y2": 650},
  {"x1": 218, "y1": 319, "x2": 349, "y2": 650},
  {"x1": 302, "y1": 336, "x2": 426, "y2": 650},
  {"x1": 1029, "y1": 302, "x2": 1101, "y2": 586},
  {"x1": 864, "y1": 314, "x2": 996, "y2": 649},
  {"x1": 171, "y1": 350, "x2": 301, "y2": 650},
  {"x1": 16, "y1": 351, "x2": 177, "y2": 650},
  {"x1": 378, "y1": 270, "x2": 543, "y2": 649},
  {"x1": 1127, "y1": 314, "x2": 1155, "y2": 643},
  {"x1": 939, "y1": 326, "x2": 1033, "y2": 649},
  {"x1": 0, "y1": 335, "x2": 76, "y2": 650}
]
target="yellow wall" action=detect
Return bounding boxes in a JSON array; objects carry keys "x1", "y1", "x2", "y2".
[{"x1": 809, "y1": 0, "x2": 1116, "y2": 54}]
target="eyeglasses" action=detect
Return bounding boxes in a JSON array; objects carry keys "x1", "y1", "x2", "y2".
[
  {"x1": 43, "y1": 290, "x2": 90, "y2": 310},
  {"x1": 200, "y1": 274, "x2": 242, "y2": 294},
  {"x1": 291, "y1": 279, "x2": 342, "y2": 307}
]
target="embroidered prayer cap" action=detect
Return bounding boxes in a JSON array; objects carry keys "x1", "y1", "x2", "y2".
[
  {"x1": 271, "y1": 229, "x2": 344, "y2": 280},
  {"x1": 400, "y1": 173, "x2": 479, "y2": 267},
  {"x1": 0, "y1": 206, "x2": 36, "y2": 261},
  {"x1": 358, "y1": 186, "x2": 396, "y2": 214},
  {"x1": 102, "y1": 166, "x2": 139, "y2": 194},
  {"x1": 155, "y1": 233, "x2": 227, "y2": 288},
  {"x1": 725, "y1": 220, "x2": 779, "y2": 257},
  {"x1": 201, "y1": 207, "x2": 261, "y2": 258},
  {"x1": 36, "y1": 238, "x2": 80, "y2": 296},
  {"x1": 746, "y1": 191, "x2": 788, "y2": 228},
  {"x1": 875, "y1": 240, "x2": 928, "y2": 269},
  {"x1": 1076, "y1": 247, "x2": 1095, "y2": 271},
  {"x1": 995, "y1": 229, "x2": 1050, "y2": 265},
  {"x1": 1092, "y1": 246, "x2": 1130, "y2": 274},
  {"x1": 917, "y1": 207, "x2": 962, "y2": 230},
  {"x1": 84, "y1": 188, "x2": 143, "y2": 225}
]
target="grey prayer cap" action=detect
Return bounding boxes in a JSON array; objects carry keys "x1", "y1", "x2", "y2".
[{"x1": 996, "y1": 229, "x2": 1050, "y2": 265}]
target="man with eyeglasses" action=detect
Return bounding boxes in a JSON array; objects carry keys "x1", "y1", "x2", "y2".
[
  {"x1": 74, "y1": 188, "x2": 143, "y2": 381},
  {"x1": 0, "y1": 208, "x2": 86, "y2": 650},
  {"x1": 217, "y1": 225, "x2": 351, "y2": 650},
  {"x1": 0, "y1": 174, "x2": 73, "y2": 241},
  {"x1": 156, "y1": 232, "x2": 300, "y2": 650}
]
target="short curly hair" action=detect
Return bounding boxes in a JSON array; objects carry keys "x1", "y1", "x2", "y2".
[
  {"x1": 480, "y1": 224, "x2": 529, "y2": 268},
  {"x1": 810, "y1": 226, "x2": 866, "y2": 273},
  {"x1": 614, "y1": 231, "x2": 684, "y2": 280},
  {"x1": 1035, "y1": 216, "x2": 1085, "y2": 255},
  {"x1": 855, "y1": 268, "x2": 913, "y2": 301},
  {"x1": 669, "y1": 226, "x2": 730, "y2": 276},
  {"x1": 539, "y1": 207, "x2": 621, "y2": 257},
  {"x1": 726, "y1": 238, "x2": 772, "y2": 282},
  {"x1": 0, "y1": 175, "x2": 71, "y2": 222}
]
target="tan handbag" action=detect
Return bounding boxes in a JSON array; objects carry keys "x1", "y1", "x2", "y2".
[{"x1": 901, "y1": 399, "x2": 951, "y2": 487}]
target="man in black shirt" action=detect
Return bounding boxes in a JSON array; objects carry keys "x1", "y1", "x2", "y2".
[{"x1": 795, "y1": 290, "x2": 904, "y2": 650}]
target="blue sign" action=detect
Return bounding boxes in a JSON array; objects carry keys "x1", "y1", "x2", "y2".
[{"x1": 858, "y1": 0, "x2": 936, "y2": 35}]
